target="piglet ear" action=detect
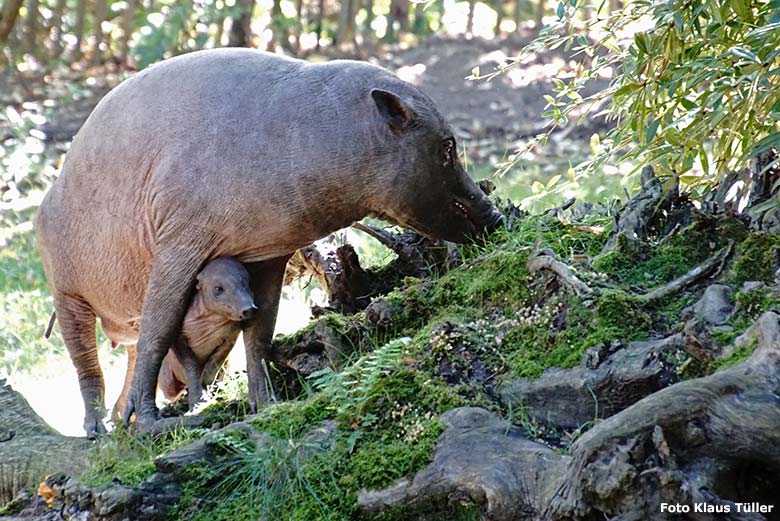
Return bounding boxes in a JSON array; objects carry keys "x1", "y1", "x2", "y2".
[{"x1": 371, "y1": 89, "x2": 415, "y2": 134}]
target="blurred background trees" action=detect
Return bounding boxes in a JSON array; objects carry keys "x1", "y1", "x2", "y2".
[{"x1": 0, "y1": 0, "x2": 623, "y2": 70}]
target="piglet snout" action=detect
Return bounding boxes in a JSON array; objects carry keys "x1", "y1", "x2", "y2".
[{"x1": 239, "y1": 303, "x2": 258, "y2": 320}]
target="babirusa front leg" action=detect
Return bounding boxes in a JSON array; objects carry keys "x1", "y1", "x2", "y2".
[{"x1": 242, "y1": 256, "x2": 290, "y2": 411}]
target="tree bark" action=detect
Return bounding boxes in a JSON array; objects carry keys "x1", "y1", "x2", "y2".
[
  {"x1": 513, "y1": 0, "x2": 521, "y2": 30},
  {"x1": 214, "y1": 17, "x2": 225, "y2": 46},
  {"x1": 0, "y1": 0, "x2": 24, "y2": 43},
  {"x1": 0, "y1": 379, "x2": 91, "y2": 505},
  {"x1": 412, "y1": 1, "x2": 426, "y2": 35},
  {"x1": 535, "y1": 0, "x2": 544, "y2": 29},
  {"x1": 360, "y1": 312, "x2": 780, "y2": 520},
  {"x1": 493, "y1": 0, "x2": 504, "y2": 35},
  {"x1": 227, "y1": 0, "x2": 255, "y2": 47},
  {"x1": 314, "y1": 0, "x2": 324, "y2": 49},
  {"x1": 119, "y1": 0, "x2": 137, "y2": 66},
  {"x1": 23, "y1": 0, "x2": 37, "y2": 54},
  {"x1": 386, "y1": 0, "x2": 408, "y2": 41},
  {"x1": 92, "y1": 0, "x2": 107, "y2": 64},
  {"x1": 362, "y1": 0, "x2": 373, "y2": 43},
  {"x1": 48, "y1": 0, "x2": 67, "y2": 58},
  {"x1": 335, "y1": 0, "x2": 356, "y2": 47},
  {"x1": 293, "y1": 0, "x2": 304, "y2": 51},
  {"x1": 466, "y1": 0, "x2": 476, "y2": 34},
  {"x1": 72, "y1": 0, "x2": 86, "y2": 59}
]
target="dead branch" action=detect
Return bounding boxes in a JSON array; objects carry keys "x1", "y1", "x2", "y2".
[{"x1": 527, "y1": 247, "x2": 595, "y2": 298}]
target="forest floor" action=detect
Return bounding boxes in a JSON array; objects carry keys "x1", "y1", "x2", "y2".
[{"x1": 3, "y1": 161, "x2": 780, "y2": 519}]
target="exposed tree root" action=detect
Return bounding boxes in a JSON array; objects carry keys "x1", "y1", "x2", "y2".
[
  {"x1": 358, "y1": 407, "x2": 569, "y2": 520},
  {"x1": 527, "y1": 247, "x2": 595, "y2": 298},
  {"x1": 545, "y1": 311, "x2": 780, "y2": 520},
  {"x1": 637, "y1": 241, "x2": 734, "y2": 303},
  {"x1": 0, "y1": 379, "x2": 92, "y2": 505},
  {"x1": 362, "y1": 312, "x2": 780, "y2": 520}
]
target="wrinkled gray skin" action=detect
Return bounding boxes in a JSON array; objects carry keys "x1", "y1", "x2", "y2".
[
  {"x1": 35, "y1": 48, "x2": 503, "y2": 436},
  {"x1": 158, "y1": 257, "x2": 256, "y2": 407}
]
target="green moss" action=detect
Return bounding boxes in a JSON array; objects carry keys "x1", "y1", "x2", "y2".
[
  {"x1": 175, "y1": 368, "x2": 456, "y2": 521},
  {"x1": 251, "y1": 394, "x2": 330, "y2": 439},
  {"x1": 81, "y1": 426, "x2": 207, "y2": 488},
  {"x1": 593, "y1": 221, "x2": 744, "y2": 289},
  {"x1": 595, "y1": 290, "x2": 652, "y2": 338},
  {"x1": 432, "y1": 250, "x2": 531, "y2": 311},
  {"x1": 347, "y1": 424, "x2": 444, "y2": 490},
  {"x1": 730, "y1": 233, "x2": 780, "y2": 284},
  {"x1": 0, "y1": 494, "x2": 26, "y2": 516},
  {"x1": 709, "y1": 338, "x2": 759, "y2": 371}
]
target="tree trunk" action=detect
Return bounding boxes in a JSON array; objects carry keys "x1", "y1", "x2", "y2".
[
  {"x1": 72, "y1": 0, "x2": 86, "y2": 59},
  {"x1": 92, "y1": 0, "x2": 107, "y2": 64},
  {"x1": 362, "y1": 0, "x2": 373, "y2": 43},
  {"x1": 0, "y1": 0, "x2": 23, "y2": 43},
  {"x1": 493, "y1": 0, "x2": 504, "y2": 35},
  {"x1": 466, "y1": 0, "x2": 475, "y2": 35},
  {"x1": 119, "y1": 0, "x2": 137, "y2": 66},
  {"x1": 386, "y1": 0, "x2": 408, "y2": 41},
  {"x1": 513, "y1": 0, "x2": 521, "y2": 30},
  {"x1": 269, "y1": 0, "x2": 293, "y2": 51},
  {"x1": 293, "y1": 0, "x2": 304, "y2": 51},
  {"x1": 535, "y1": 0, "x2": 544, "y2": 29},
  {"x1": 412, "y1": 1, "x2": 426, "y2": 35},
  {"x1": 48, "y1": 0, "x2": 67, "y2": 58},
  {"x1": 315, "y1": 0, "x2": 324, "y2": 49},
  {"x1": 214, "y1": 16, "x2": 225, "y2": 46},
  {"x1": 0, "y1": 379, "x2": 92, "y2": 505},
  {"x1": 335, "y1": 0, "x2": 356, "y2": 47},
  {"x1": 23, "y1": 0, "x2": 37, "y2": 54},
  {"x1": 227, "y1": 0, "x2": 255, "y2": 47},
  {"x1": 359, "y1": 312, "x2": 780, "y2": 520}
]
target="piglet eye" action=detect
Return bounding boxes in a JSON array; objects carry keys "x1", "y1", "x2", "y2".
[{"x1": 213, "y1": 286, "x2": 224, "y2": 297}]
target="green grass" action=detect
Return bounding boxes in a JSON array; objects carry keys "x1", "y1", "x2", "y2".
[{"x1": 81, "y1": 426, "x2": 208, "y2": 488}]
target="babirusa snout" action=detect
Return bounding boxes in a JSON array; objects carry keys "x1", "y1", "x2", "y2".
[{"x1": 239, "y1": 302, "x2": 258, "y2": 321}]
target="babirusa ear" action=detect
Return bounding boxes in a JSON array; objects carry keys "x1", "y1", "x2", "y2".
[{"x1": 371, "y1": 89, "x2": 415, "y2": 133}]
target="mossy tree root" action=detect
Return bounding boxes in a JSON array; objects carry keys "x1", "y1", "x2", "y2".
[
  {"x1": 545, "y1": 310, "x2": 780, "y2": 520},
  {"x1": 361, "y1": 312, "x2": 780, "y2": 520}
]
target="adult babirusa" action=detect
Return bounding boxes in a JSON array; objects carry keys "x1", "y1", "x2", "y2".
[{"x1": 35, "y1": 48, "x2": 503, "y2": 435}]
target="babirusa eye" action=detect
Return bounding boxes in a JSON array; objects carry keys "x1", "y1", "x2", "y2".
[{"x1": 442, "y1": 138, "x2": 455, "y2": 165}]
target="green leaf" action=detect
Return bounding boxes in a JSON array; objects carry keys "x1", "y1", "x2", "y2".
[
  {"x1": 699, "y1": 146, "x2": 710, "y2": 174},
  {"x1": 647, "y1": 119, "x2": 661, "y2": 142},
  {"x1": 557, "y1": 2, "x2": 566, "y2": 19},
  {"x1": 729, "y1": 46, "x2": 761, "y2": 64},
  {"x1": 613, "y1": 83, "x2": 642, "y2": 97}
]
